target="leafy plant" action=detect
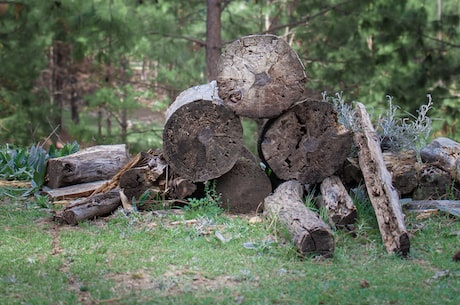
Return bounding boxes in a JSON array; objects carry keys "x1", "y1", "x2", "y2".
[
  {"x1": 0, "y1": 142, "x2": 80, "y2": 193},
  {"x1": 184, "y1": 180, "x2": 223, "y2": 219},
  {"x1": 376, "y1": 95, "x2": 433, "y2": 154}
]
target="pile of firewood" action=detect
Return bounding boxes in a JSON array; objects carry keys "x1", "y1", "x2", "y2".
[{"x1": 47, "y1": 35, "x2": 460, "y2": 259}]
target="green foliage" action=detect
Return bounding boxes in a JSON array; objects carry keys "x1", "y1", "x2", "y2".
[
  {"x1": 376, "y1": 95, "x2": 433, "y2": 153},
  {"x1": 0, "y1": 142, "x2": 79, "y2": 193},
  {"x1": 184, "y1": 180, "x2": 223, "y2": 219}
]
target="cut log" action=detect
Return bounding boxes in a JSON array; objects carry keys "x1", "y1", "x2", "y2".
[
  {"x1": 420, "y1": 137, "x2": 460, "y2": 182},
  {"x1": 42, "y1": 180, "x2": 109, "y2": 201},
  {"x1": 54, "y1": 190, "x2": 121, "y2": 225},
  {"x1": 353, "y1": 102, "x2": 410, "y2": 256},
  {"x1": 258, "y1": 100, "x2": 352, "y2": 184},
  {"x1": 217, "y1": 34, "x2": 306, "y2": 118},
  {"x1": 46, "y1": 144, "x2": 129, "y2": 188},
  {"x1": 412, "y1": 165, "x2": 456, "y2": 200},
  {"x1": 216, "y1": 147, "x2": 272, "y2": 214},
  {"x1": 263, "y1": 180, "x2": 335, "y2": 257},
  {"x1": 163, "y1": 81, "x2": 243, "y2": 182},
  {"x1": 319, "y1": 175, "x2": 357, "y2": 227},
  {"x1": 382, "y1": 150, "x2": 419, "y2": 196}
]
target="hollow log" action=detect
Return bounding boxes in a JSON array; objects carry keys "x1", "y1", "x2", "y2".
[
  {"x1": 163, "y1": 81, "x2": 243, "y2": 182},
  {"x1": 258, "y1": 100, "x2": 352, "y2": 184},
  {"x1": 216, "y1": 147, "x2": 272, "y2": 214},
  {"x1": 46, "y1": 144, "x2": 129, "y2": 188},
  {"x1": 54, "y1": 190, "x2": 121, "y2": 225},
  {"x1": 217, "y1": 34, "x2": 306, "y2": 118},
  {"x1": 319, "y1": 175, "x2": 357, "y2": 227},
  {"x1": 353, "y1": 103, "x2": 410, "y2": 256},
  {"x1": 263, "y1": 180, "x2": 335, "y2": 257}
]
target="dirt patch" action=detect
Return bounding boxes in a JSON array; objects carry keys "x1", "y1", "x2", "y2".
[{"x1": 106, "y1": 264, "x2": 256, "y2": 298}]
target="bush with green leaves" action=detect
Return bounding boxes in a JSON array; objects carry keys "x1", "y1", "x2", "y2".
[
  {"x1": 0, "y1": 141, "x2": 79, "y2": 192},
  {"x1": 184, "y1": 180, "x2": 223, "y2": 219}
]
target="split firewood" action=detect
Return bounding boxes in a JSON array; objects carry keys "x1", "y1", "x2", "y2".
[
  {"x1": 163, "y1": 81, "x2": 243, "y2": 182},
  {"x1": 215, "y1": 147, "x2": 272, "y2": 214},
  {"x1": 54, "y1": 190, "x2": 121, "y2": 225},
  {"x1": 402, "y1": 200, "x2": 460, "y2": 217},
  {"x1": 353, "y1": 102, "x2": 410, "y2": 256},
  {"x1": 258, "y1": 99, "x2": 352, "y2": 184},
  {"x1": 263, "y1": 180, "x2": 335, "y2": 257},
  {"x1": 46, "y1": 144, "x2": 129, "y2": 188},
  {"x1": 42, "y1": 180, "x2": 109, "y2": 201},
  {"x1": 217, "y1": 34, "x2": 307, "y2": 118},
  {"x1": 319, "y1": 175, "x2": 357, "y2": 227}
]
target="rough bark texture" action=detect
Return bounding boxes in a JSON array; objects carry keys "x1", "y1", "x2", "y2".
[
  {"x1": 319, "y1": 175, "x2": 357, "y2": 227},
  {"x1": 263, "y1": 180, "x2": 335, "y2": 257},
  {"x1": 205, "y1": 0, "x2": 221, "y2": 81},
  {"x1": 353, "y1": 103, "x2": 410, "y2": 256},
  {"x1": 216, "y1": 148, "x2": 272, "y2": 214},
  {"x1": 163, "y1": 81, "x2": 243, "y2": 182},
  {"x1": 54, "y1": 190, "x2": 121, "y2": 225},
  {"x1": 217, "y1": 34, "x2": 306, "y2": 118},
  {"x1": 259, "y1": 100, "x2": 352, "y2": 184},
  {"x1": 46, "y1": 144, "x2": 129, "y2": 188},
  {"x1": 420, "y1": 137, "x2": 460, "y2": 182},
  {"x1": 382, "y1": 150, "x2": 419, "y2": 196}
]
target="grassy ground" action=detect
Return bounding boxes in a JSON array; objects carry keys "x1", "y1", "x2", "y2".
[{"x1": 0, "y1": 193, "x2": 459, "y2": 305}]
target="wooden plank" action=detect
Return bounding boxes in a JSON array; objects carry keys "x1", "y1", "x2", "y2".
[
  {"x1": 353, "y1": 102, "x2": 410, "y2": 256},
  {"x1": 42, "y1": 180, "x2": 109, "y2": 200}
]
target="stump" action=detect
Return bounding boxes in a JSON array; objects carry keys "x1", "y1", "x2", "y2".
[
  {"x1": 217, "y1": 34, "x2": 306, "y2": 118},
  {"x1": 353, "y1": 103, "x2": 410, "y2": 256},
  {"x1": 46, "y1": 144, "x2": 129, "y2": 188},
  {"x1": 263, "y1": 180, "x2": 335, "y2": 257},
  {"x1": 216, "y1": 147, "x2": 272, "y2": 214},
  {"x1": 258, "y1": 100, "x2": 352, "y2": 184},
  {"x1": 163, "y1": 81, "x2": 243, "y2": 182}
]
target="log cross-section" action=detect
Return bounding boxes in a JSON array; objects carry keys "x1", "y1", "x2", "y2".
[
  {"x1": 163, "y1": 81, "x2": 243, "y2": 182},
  {"x1": 353, "y1": 103, "x2": 410, "y2": 256},
  {"x1": 263, "y1": 180, "x2": 335, "y2": 257},
  {"x1": 217, "y1": 34, "x2": 306, "y2": 118}
]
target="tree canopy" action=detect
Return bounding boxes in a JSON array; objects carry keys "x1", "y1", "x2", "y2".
[{"x1": 1, "y1": 0, "x2": 459, "y2": 148}]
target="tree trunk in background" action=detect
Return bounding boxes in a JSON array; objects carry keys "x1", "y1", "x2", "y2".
[{"x1": 206, "y1": 0, "x2": 221, "y2": 81}]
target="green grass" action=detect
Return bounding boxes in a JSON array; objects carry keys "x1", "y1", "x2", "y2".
[{"x1": 0, "y1": 195, "x2": 459, "y2": 305}]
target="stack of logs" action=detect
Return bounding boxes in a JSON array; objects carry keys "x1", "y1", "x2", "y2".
[{"x1": 49, "y1": 35, "x2": 460, "y2": 259}]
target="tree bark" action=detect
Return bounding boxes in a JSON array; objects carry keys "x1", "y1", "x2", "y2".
[
  {"x1": 319, "y1": 175, "x2": 357, "y2": 227},
  {"x1": 54, "y1": 190, "x2": 121, "y2": 225},
  {"x1": 353, "y1": 102, "x2": 410, "y2": 256},
  {"x1": 206, "y1": 0, "x2": 221, "y2": 81},
  {"x1": 217, "y1": 34, "x2": 306, "y2": 118},
  {"x1": 42, "y1": 180, "x2": 109, "y2": 201},
  {"x1": 163, "y1": 81, "x2": 243, "y2": 182},
  {"x1": 46, "y1": 144, "x2": 129, "y2": 188},
  {"x1": 216, "y1": 147, "x2": 272, "y2": 214},
  {"x1": 263, "y1": 180, "x2": 335, "y2": 257},
  {"x1": 258, "y1": 100, "x2": 352, "y2": 184}
]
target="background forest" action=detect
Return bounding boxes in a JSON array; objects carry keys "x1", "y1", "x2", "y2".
[{"x1": 0, "y1": 0, "x2": 459, "y2": 153}]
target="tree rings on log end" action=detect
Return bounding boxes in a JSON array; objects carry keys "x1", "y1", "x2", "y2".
[
  {"x1": 258, "y1": 100, "x2": 352, "y2": 184},
  {"x1": 217, "y1": 34, "x2": 307, "y2": 118},
  {"x1": 163, "y1": 83, "x2": 243, "y2": 182}
]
